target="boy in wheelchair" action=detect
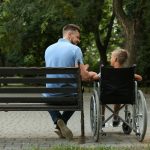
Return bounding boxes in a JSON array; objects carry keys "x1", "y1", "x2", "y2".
[
  {"x1": 89, "y1": 48, "x2": 142, "y2": 126},
  {"x1": 89, "y1": 48, "x2": 147, "y2": 142}
]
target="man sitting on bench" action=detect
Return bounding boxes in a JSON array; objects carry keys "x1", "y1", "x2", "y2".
[{"x1": 44, "y1": 24, "x2": 97, "y2": 140}]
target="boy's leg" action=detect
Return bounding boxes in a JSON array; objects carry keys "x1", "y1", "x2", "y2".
[{"x1": 113, "y1": 104, "x2": 121, "y2": 127}]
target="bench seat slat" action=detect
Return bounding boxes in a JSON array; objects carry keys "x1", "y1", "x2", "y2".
[
  {"x1": 0, "y1": 97, "x2": 79, "y2": 104},
  {"x1": 0, "y1": 77, "x2": 77, "y2": 84},
  {"x1": 0, "y1": 104, "x2": 81, "y2": 111}
]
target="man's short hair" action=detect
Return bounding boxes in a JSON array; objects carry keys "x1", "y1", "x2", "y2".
[{"x1": 63, "y1": 24, "x2": 80, "y2": 35}]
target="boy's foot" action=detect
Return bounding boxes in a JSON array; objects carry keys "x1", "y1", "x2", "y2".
[
  {"x1": 112, "y1": 116, "x2": 120, "y2": 127},
  {"x1": 57, "y1": 119, "x2": 73, "y2": 140}
]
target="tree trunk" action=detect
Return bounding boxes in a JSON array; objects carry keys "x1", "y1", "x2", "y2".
[
  {"x1": 124, "y1": 21, "x2": 137, "y2": 65},
  {"x1": 94, "y1": 29, "x2": 107, "y2": 65},
  {"x1": 113, "y1": 0, "x2": 144, "y2": 66}
]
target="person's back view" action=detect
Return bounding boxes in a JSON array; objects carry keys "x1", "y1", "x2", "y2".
[
  {"x1": 44, "y1": 24, "x2": 84, "y2": 140},
  {"x1": 45, "y1": 38, "x2": 83, "y2": 96},
  {"x1": 45, "y1": 38, "x2": 82, "y2": 68},
  {"x1": 44, "y1": 24, "x2": 97, "y2": 140}
]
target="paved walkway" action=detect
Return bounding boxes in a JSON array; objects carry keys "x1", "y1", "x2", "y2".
[{"x1": 0, "y1": 92, "x2": 149, "y2": 149}]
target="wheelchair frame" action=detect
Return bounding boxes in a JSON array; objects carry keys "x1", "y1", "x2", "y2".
[{"x1": 90, "y1": 67, "x2": 148, "y2": 142}]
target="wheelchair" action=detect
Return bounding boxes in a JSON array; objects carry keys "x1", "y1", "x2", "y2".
[{"x1": 90, "y1": 66, "x2": 148, "y2": 142}]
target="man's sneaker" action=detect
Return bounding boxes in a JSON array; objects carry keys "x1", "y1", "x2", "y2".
[
  {"x1": 54, "y1": 130, "x2": 65, "y2": 138},
  {"x1": 57, "y1": 119, "x2": 73, "y2": 140},
  {"x1": 112, "y1": 116, "x2": 120, "y2": 127}
]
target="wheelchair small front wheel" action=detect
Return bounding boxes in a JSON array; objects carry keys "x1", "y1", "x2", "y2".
[
  {"x1": 122, "y1": 121, "x2": 132, "y2": 134},
  {"x1": 122, "y1": 111, "x2": 132, "y2": 134},
  {"x1": 90, "y1": 89, "x2": 100, "y2": 142}
]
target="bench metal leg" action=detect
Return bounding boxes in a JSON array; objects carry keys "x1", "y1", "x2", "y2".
[
  {"x1": 81, "y1": 109, "x2": 85, "y2": 137},
  {"x1": 78, "y1": 109, "x2": 85, "y2": 144}
]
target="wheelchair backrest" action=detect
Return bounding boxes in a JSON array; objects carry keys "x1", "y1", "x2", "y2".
[{"x1": 100, "y1": 66, "x2": 135, "y2": 104}]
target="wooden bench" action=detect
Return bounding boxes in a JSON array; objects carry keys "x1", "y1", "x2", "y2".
[{"x1": 0, "y1": 67, "x2": 84, "y2": 138}]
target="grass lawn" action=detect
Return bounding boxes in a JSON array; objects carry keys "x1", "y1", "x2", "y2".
[{"x1": 30, "y1": 145, "x2": 150, "y2": 150}]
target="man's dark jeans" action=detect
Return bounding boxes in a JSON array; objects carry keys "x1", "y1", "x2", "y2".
[{"x1": 49, "y1": 110, "x2": 74, "y2": 125}]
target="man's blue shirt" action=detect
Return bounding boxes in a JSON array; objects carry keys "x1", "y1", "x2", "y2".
[{"x1": 44, "y1": 38, "x2": 83, "y2": 97}]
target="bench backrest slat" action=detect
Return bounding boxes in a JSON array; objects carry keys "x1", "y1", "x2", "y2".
[
  {"x1": 0, "y1": 67, "x2": 79, "y2": 75},
  {"x1": 0, "y1": 87, "x2": 78, "y2": 93},
  {"x1": 0, "y1": 67, "x2": 83, "y2": 111},
  {"x1": 0, "y1": 77, "x2": 77, "y2": 84},
  {"x1": 0, "y1": 97, "x2": 78, "y2": 104}
]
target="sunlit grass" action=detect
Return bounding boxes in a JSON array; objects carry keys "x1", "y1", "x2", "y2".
[{"x1": 29, "y1": 145, "x2": 150, "y2": 150}]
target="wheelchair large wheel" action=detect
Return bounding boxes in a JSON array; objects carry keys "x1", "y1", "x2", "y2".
[
  {"x1": 134, "y1": 90, "x2": 147, "y2": 142},
  {"x1": 90, "y1": 89, "x2": 100, "y2": 142}
]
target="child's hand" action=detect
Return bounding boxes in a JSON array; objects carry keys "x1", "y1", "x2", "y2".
[{"x1": 135, "y1": 74, "x2": 142, "y2": 81}]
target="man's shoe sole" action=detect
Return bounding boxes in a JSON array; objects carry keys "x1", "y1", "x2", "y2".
[
  {"x1": 54, "y1": 130, "x2": 65, "y2": 138},
  {"x1": 57, "y1": 119, "x2": 73, "y2": 140}
]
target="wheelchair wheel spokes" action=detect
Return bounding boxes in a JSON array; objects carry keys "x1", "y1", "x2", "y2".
[
  {"x1": 134, "y1": 90, "x2": 147, "y2": 142},
  {"x1": 90, "y1": 90, "x2": 100, "y2": 142}
]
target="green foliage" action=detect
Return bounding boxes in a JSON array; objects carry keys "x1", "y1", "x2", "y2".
[
  {"x1": 23, "y1": 53, "x2": 37, "y2": 67},
  {"x1": 30, "y1": 145, "x2": 150, "y2": 150},
  {"x1": 100, "y1": 0, "x2": 124, "y2": 51},
  {"x1": 136, "y1": 1, "x2": 150, "y2": 80},
  {"x1": 6, "y1": 49, "x2": 23, "y2": 66},
  {"x1": 0, "y1": 0, "x2": 105, "y2": 68},
  {"x1": 83, "y1": 33, "x2": 100, "y2": 72},
  {"x1": 76, "y1": 0, "x2": 104, "y2": 32},
  {"x1": 124, "y1": 0, "x2": 139, "y2": 19},
  {"x1": 0, "y1": 0, "x2": 149, "y2": 83},
  {"x1": 0, "y1": 0, "x2": 77, "y2": 66}
]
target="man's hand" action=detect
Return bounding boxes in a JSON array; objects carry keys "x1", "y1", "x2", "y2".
[{"x1": 79, "y1": 64, "x2": 99, "y2": 81}]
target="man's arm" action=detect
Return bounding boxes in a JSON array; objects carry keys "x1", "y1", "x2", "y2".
[
  {"x1": 75, "y1": 64, "x2": 99, "y2": 81},
  {"x1": 75, "y1": 64, "x2": 91, "y2": 81}
]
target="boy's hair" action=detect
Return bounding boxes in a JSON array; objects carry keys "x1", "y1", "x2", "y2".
[
  {"x1": 112, "y1": 48, "x2": 129, "y2": 65},
  {"x1": 63, "y1": 24, "x2": 80, "y2": 35}
]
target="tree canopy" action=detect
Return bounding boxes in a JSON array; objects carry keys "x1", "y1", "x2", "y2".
[{"x1": 0, "y1": 0, "x2": 150, "y2": 81}]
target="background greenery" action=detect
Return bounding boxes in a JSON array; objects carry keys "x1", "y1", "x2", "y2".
[{"x1": 0, "y1": 0, "x2": 150, "y2": 84}]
